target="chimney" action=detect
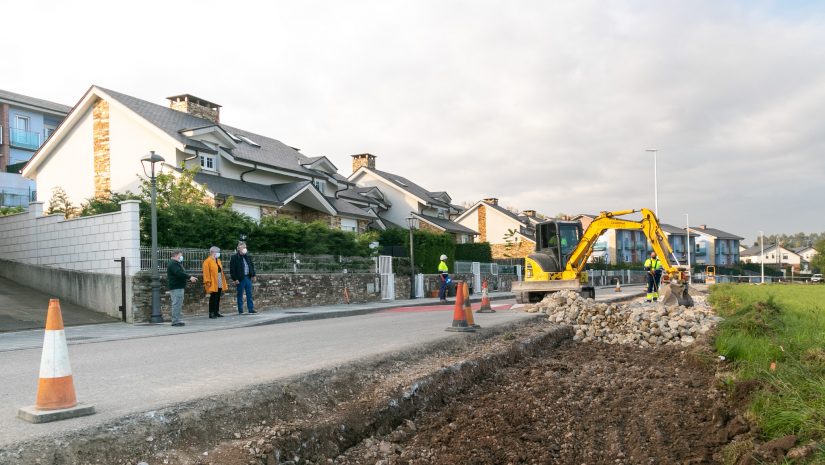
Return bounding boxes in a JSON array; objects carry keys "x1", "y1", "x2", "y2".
[
  {"x1": 167, "y1": 94, "x2": 221, "y2": 123},
  {"x1": 483, "y1": 197, "x2": 499, "y2": 206},
  {"x1": 523, "y1": 209, "x2": 536, "y2": 217},
  {"x1": 351, "y1": 153, "x2": 376, "y2": 173},
  {"x1": 699, "y1": 224, "x2": 707, "y2": 230}
]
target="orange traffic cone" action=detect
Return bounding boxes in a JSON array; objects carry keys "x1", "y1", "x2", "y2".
[
  {"x1": 446, "y1": 282, "x2": 474, "y2": 332},
  {"x1": 18, "y1": 299, "x2": 95, "y2": 423},
  {"x1": 615, "y1": 278, "x2": 622, "y2": 292},
  {"x1": 463, "y1": 282, "x2": 481, "y2": 329},
  {"x1": 477, "y1": 280, "x2": 495, "y2": 313}
]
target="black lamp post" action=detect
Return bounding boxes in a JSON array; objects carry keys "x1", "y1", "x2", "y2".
[
  {"x1": 141, "y1": 151, "x2": 165, "y2": 323},
  {"x1": 406, "y1": 216, "x2": 419, "y2": 299}
]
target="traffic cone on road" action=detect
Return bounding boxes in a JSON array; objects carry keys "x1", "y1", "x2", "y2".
[
  {"x1": 18, "y1": 299, "x2": 95, "y2": 423},
  {"x1": 463, "y1": 282, "x2": 481, "y2": 329},
  {"x1": 615, "y1": 279, "x2": 622, "y2": 292},
  {"x1": 477, "y1": 280, "x2": 495, "y2": 313},
  {"x1": 445, "y1": 282, "x2": 475, "y2": 333}
]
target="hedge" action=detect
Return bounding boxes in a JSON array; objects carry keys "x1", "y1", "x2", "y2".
[{"x1": 455, "y1": 242, "x2": 493, "y2": 262}]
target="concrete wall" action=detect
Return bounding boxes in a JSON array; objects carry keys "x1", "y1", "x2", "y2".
[
  {"x1": 0, "y1": 200, "x2": 140, "y2": 275},
  {"x1": 0, "y1": 259, "x2": 130, "y2": 321}
]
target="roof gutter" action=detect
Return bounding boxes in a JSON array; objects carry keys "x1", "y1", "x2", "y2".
[{"x1": 240, "y1": 163, "x2": 258, "y2": 182}]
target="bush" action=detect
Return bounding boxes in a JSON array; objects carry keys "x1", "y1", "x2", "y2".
[
  {"x1": 412, "y1": 229, "x2": 455, "y2": 275},
  {"x1": 455, "y1": 242, "x2": 493, "y2": 262},
  {"x1": 0, "y1": 206, "x2": 24, "y2": 216}
]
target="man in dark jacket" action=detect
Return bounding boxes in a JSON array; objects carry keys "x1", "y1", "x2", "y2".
[
  {"x1": 167, "y1": 250, "x2": 198, "y2": 326},
  {"x1": 230, "y1": 242, "x2": 257, "y2": 315}
]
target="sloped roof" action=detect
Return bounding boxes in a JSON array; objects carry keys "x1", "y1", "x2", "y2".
[
  {"x1": 99, "y1": 87, "x2": 330, "y2": 179},
  {"x1": 370, "y1": 168, "x2": 452, "y2": 208},
  {"x1": 0, "y1": 89, "x2": 72, "y2": 115},
  {"x1": 690, "y1": 226, "x2": 744, "y2": 240},
  {"x1": 193, "y1": 171, "x2": 309, "y2": 206},
  {"x1": 414, "y1": 213, "x2": 478, "y2": 235},
  {"x1": 326, "y1": 196, "x2": 377, "y2": 219},
  {"x1": 660, "y1": 223, "x2": 699, "y2": 237}
]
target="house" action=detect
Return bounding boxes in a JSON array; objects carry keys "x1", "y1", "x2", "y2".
[
  {"x1": 791, "y1": 246, "x2": 818, "y2": 272},
  {"x1": 347, "y1": 154, "x2": 476, "y2": 242},
  {"x1": 690, "y1": 225, "x2": 743, "y2": 266},
  {"x1": 570, "y1": 213, "x2": 612, "y2": 263},
  {"x1": 22, "y1": 86, "x2": 381, "y2": 232},
  {"x1": 741, "y1": 244, "x2": 803, "y2": 269},
  {"x1": 661, "y1": 224, "x2": 698, "y2": 265},
  {"x1": 1, "y1": 89, "x2": 71, "y2": 206},
  {"x1": 455, "y1": 198, "x2": 537, "y2": 258}
]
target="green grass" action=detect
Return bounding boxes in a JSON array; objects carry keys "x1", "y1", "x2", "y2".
[{"x1": 711, "y1": 284, "x2": 825, "y2": 459}]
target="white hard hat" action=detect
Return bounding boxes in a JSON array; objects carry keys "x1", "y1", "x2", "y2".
[{"x1": 440, "y1": 254, "x2": 448, "y2": 260}]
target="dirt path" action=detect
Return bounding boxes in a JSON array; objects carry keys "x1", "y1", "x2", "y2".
[{"x1": 335, "y1": 340, "x2": 727, "y2": 465}]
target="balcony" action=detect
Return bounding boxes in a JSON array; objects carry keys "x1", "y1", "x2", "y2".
[{"x1": 9, "y1": 128, "x2": 41, "y2": 150}]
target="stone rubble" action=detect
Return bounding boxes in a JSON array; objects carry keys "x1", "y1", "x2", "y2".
[{"x1": 525, "y1": 290, "x2": 719, "y2": 347}]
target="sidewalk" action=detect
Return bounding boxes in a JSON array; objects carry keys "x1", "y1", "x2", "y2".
[{"x1": 0, "y1": 291, "x2": 515, "y2": 352}]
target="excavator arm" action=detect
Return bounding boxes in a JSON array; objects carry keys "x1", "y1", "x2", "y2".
[{"x1": 565, "y1": 208, "x2": 681, "y2": 275}]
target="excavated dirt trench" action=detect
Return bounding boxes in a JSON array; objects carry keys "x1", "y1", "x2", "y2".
[{"x1": 3, "y1": 305, "x2": 737, "y2": 465}]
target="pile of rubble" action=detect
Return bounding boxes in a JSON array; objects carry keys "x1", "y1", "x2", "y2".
[{"x1": 525, "y1": 290, "x2": 719, "y2": 347}]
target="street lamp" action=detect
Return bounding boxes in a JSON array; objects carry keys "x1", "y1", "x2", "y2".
[
  {"x1": 685, "y1": 213, "x2": 692, "y2": 284},
  {"x1": 759, "y1": 230, "x2": 765, "y2": 284},
  {"x1": 141, "y1": 151, "x2": 165, "y2": 323},
  {"x1": 646, "y1": 149, "x2": 659, "y2": 218},
  {"x1": 406, "y1": 216, "x2": 419, "y2": 299}
]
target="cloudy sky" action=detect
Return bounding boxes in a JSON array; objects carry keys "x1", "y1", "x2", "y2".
[{"x1": 4, "y1": 0, "x2": 823, "y2": 243}]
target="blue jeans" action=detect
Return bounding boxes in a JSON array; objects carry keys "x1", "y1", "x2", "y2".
[
  {"x1": 439, "y1": 275, "x2": 448, "y2": 300},
  {"x1": 236, "y1": 277, "x2": 254, "y2": 313}
]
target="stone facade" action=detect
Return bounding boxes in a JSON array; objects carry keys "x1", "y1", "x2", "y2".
[
  {"x1": 491, "y1": 240, "x2": 535, "y2": 259},
  {"x1": 478, "y1": 204, "x2": 487, "y2": 242},
  {"x1": 418, "y1": 221, "x2": 441, "y2": 234},
  {"x1": 168, "y1": 96, "x2": 220, "y2": 123},
  {"x1": 92, "y1": 98, "x2": 110, "y2": 197},
  {"x1": 357, "y1": 219, "x2": 370, "y2": 233},
  {"x1": 351, "y1": 153, "x2": 376, "y2": 172}
]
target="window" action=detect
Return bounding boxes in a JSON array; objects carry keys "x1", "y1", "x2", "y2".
[
  {"x1": 15, "y1": 116, "x2": 30, "y2": 130},
  {"x1": 44, "y1": 124, "x2": 56, "y2": 140},
  {"x1": 782, "y1": 254, "x2": 788, "y2": 260},
  {"x1": 200, "y1": 155, "x2": 216, "y2": 171},
  {"x1": 313, "y1": 180, "x2": 325, "y2": 194},
  {"x1": 340, "y1": 218, "x2": 358, "y2": 232}
]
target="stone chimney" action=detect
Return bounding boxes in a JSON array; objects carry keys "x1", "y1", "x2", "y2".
[
  {"x1": 167, "y1": 94, "x2": 221, "y2": 123},
  {"x1": 351, "y1": 153, "x2": 376, "y2": 172},
  {"x1": 699, "y1": 224, "x2": 708, "y2": 230},
  {"x1": 523, "y1": 209, "x2": 536, "y2": 217},
  {"x1": 483, "y1": 197, "x2": 499, "y2": 206}
]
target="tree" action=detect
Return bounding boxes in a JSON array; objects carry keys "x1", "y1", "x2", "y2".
[
  {"x1": 138, "y1": 164, "x2": 211, "y2": 208},
  {"x1": 46, "y1": 187, "x2": 77, "y2": 219},
  {"x1": 503, "y1": 228, "x2": 519, "y2": 258}
]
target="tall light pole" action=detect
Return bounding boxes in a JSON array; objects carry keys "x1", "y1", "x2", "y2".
[
  {"x1": 406, "y1": 216, "x2": 419, "y2": 299},
  {"x1": 685, "y1": 213, "x2": 692, "y2": 284},
  {"x1": 646, "y1": 149, "x2": 659, "y2": 218},
  {"x1": 141, "y1": 151, "x2": 165, "y2": 323},
  {"x1": 759, "y1": 230, "x2": 765, "y2": 284}
]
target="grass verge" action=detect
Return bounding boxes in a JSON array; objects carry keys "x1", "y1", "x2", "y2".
[{"x1": 710, "y1": 284, "x2": 825, "y2": 462}]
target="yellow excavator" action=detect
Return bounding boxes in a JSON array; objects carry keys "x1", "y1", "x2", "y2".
[{"x1": 512, "y1": 208, "x2": 693, "y2": 307}]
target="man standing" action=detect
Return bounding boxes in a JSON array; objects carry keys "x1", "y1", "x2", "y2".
[
  {"x1": 644, "y1": 251, "x2": 663, "y2": 302},
  {"x1": 230, "y1": 241, "x2": 257, "y2": 315},
  {"x1": 438, "y1": 254, "x2": 450, "y2": 303},
  {"x1": 166, "y1": 251, "x2": 197, "y2": 326}
]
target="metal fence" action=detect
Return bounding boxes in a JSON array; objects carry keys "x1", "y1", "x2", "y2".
[
  {"x1": 455, "y1": 260, "x2": 514, "y2": 275},
  {"x1": 140, "y1": 247, "x2": 376, "y2": 274},
  {"x1": 0, "y1": 187, "x2": 35, "y2": 208}
]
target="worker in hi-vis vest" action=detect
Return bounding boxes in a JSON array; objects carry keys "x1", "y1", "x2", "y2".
[
  {"x1": 438, "y1": 254, "x2": 450, "y2": 303},
  {"x1": 644, "y1": 251, "x2": 664, "y2": 302}
]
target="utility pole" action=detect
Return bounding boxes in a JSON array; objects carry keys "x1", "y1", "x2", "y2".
[
  {"x1": 685, "y1": 214, "x2": 691, "y2": 284},
  {"x1": 759, "y1": 231, "x2": 765, "y2": 284},
  {"x1": 646, "y1": 149, "x2": 659, "y2": 218}
]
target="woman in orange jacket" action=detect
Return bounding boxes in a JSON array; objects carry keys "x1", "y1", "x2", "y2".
[{"x1": 202, "y1": 246, "x2": 228, "y2": 318}]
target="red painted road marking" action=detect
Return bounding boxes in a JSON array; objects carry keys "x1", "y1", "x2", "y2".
[{"x1": 382, "y1": 303, "x2": 514, "y2": 313}]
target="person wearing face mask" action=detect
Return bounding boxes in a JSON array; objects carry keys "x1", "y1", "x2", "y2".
[
  {"x1": 230, "y1": 241, "x2": 257, "y2": 315},
  {"x1": 202, "y1": 246, "x2": 228, "y2": 319},
  {"x1": 166, "y1": 250, "x2": 198, "y2": 326}
]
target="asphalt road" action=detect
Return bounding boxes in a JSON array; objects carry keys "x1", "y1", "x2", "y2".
[{"x1": 0, "y1": 302, "x2": 534, "y2": 446}]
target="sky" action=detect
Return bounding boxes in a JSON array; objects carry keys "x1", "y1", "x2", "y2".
[{"x1": 3, "y1": 0, "x2": 823, "y2": 244}]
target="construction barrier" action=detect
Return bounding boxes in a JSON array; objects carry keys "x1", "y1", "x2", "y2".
[
  {"x1": 18, "y1": 299, "x2": 95, "y2": 423},
  {"x1": 445, "y1": 282, "x2": 474, "y2": 333},
  {"x1": 463, "y1": 281, "x2": 481, "y2": 329}
]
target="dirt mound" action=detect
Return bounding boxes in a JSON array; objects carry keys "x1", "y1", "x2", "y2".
[
  {"x1": 526, "y1": 290, "x2": 719, "y2": 347},
  {"x1": 335, "y1": 340, "x2": 728, "y2": 465}
]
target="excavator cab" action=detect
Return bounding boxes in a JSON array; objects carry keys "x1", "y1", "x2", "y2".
[{"x1": 535, "y1": 221, "x2": 583, "y2": 270}]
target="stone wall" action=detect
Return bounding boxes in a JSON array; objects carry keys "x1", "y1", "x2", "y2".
[
  {"x1": 131, "y1": 272, "x2": 383, "y2": 322},
  {"x1": 491, "y1": 240, "x2": 534, "y2": 259},
  {"x1": 92, "y1": 98, "x2": 110, "y2": 197},
  {"x1": 478, "y1": 204, "x2": 487, "y2": 242}
]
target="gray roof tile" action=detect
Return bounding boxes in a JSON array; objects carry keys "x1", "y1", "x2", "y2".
[{"x1": 0, "y1": 89, "x2": 72, "y2": 114}]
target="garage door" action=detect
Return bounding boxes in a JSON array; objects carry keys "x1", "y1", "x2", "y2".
[{"x1": 232, "y1": 203, "x2": 261, "y2": 222}]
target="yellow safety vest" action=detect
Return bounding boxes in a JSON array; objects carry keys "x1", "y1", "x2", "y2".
[
  {"x1": 438, "y1": 260, "x2": 448, "y2": 273},
  {"x1": 644, "y1": 258, "x2": 662, "y2": 270}
]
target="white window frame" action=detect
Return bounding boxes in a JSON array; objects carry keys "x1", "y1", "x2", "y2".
[
  {"x1": 200, "y1": 154, "x2": 216, "y2": 172},
  {"x1": 313, "y1": 180, "x2": 325, "y2": 194},
  {"x1": 44, "y1": 123, "x2": 57, "y2": 140},
  {"x1": 340, "y1": 217, "x2": 358, "y2": 232},
  {"x1": 15, "y1": 115, "x2": 30, "y2": 130}
]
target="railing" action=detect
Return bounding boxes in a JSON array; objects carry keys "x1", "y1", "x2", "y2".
[
  {"x1": 140, "y1": 246, "x2": 376, "y2": 274},
  {"x1": 0, "y1": 187, "x2": 35, "y2": 208},
  {"x1": 9, "y1": 128, "x2": 40, "y2": 150},
  {"x1": 456, "y1": 260, "x2": 514, "y2": 275}
]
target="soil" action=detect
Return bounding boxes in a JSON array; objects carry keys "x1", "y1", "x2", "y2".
[{"x1": 333, "y1": 340, "x2": 729, "y2": 465}]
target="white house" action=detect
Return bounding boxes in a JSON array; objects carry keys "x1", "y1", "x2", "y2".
[
  {"x1": 740, "y1": 244, "x2": 802, "y2": 268},
  {"x1": 22, "y1": 86, "x2": 381, "y2": 232},
  {"x1": 347, "y1": 154, "x2": 476, "y2": 242},
  {"x1": 455, "y1": 198, "x2": 537, "y2": 258}
]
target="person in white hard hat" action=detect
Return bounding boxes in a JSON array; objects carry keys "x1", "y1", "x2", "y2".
[{"x1": 437, "y1": 254, "x2": 450, "y2": 302}]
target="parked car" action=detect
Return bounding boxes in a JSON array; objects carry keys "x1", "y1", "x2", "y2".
[{"x1": 812, "y1": 274, "x2": 823, "y2": 283}]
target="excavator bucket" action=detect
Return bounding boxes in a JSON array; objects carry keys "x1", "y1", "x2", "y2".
[{"x1": 660, "y1": 282, "x2": 694, "y2": 307}]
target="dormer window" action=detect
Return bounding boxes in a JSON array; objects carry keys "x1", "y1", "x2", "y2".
[
  {"x1": 313, "y1": 180, "x2": 325, "y2": 194},
  {"x1": 200, "y1": 154, "x2": 216, "y2": 171}
]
